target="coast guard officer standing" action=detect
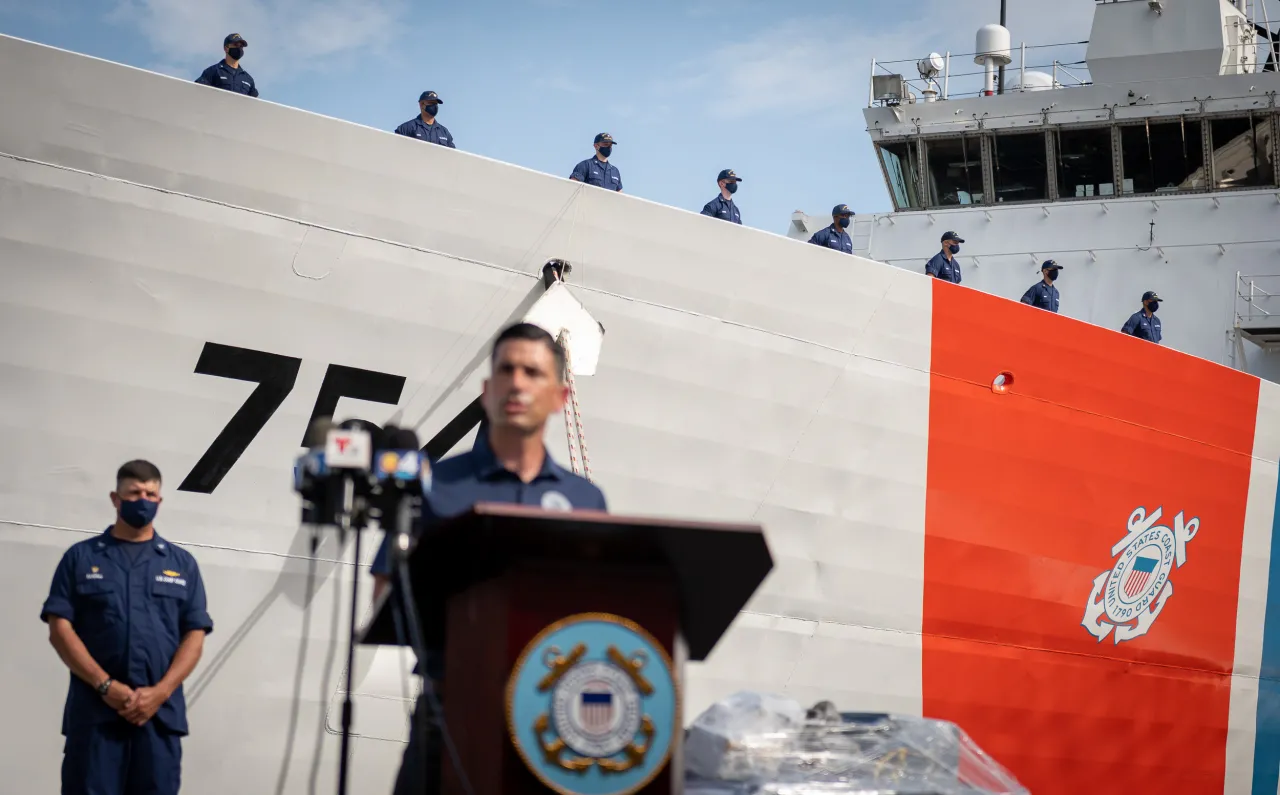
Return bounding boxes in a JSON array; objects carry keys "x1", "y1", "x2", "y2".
[
  {"x1": 701, "y1": 169, "x2": 743, "y2": 224},
  {"x1": 807, "y1": 204, "x2": 855, "y2": 254},
  {"x1": 41, "y1": 460, "x2": 212, "y2": 795},
  {"x1": 569, "y1": 133, "x2": 622, "y2": 192},
  {"x1": 1121, "y1": 291, "x2": 1163, "y2": 344},
  {"x1": 371, "y1": 322, "x2": 608, "y2": 795},
  {"x1": 925, "y1": 231, "x2": 964, "y2": 283},
  {"x1": 1021, "y1": 260, "x2": 1063, "y2": 312},
  {"x1": 194, "y1": 33, "x2": 258, "y2": 97},
  {"x1": 393, "y1": 91, "x2": 456, "y2": 148}
]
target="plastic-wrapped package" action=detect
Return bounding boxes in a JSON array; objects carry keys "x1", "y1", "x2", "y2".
[{"x1": 684, "y1": 692, "x2": 1030, "y2": 795}]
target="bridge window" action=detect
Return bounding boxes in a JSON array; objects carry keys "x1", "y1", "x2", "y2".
[
  {"x1": 1057, "y1": 127, "x2": 1115, "y2": 198},
  {"x1": 991, "y1": 132, "x2": 1048, "y2": 202},
  {"x1": 924, "y1": 136, "x2": 984, "y2": 206},
  {"x1": 1120, "y1": 119, "x2": 1206, "y2": 195},
  {"x1": 1210, "y1": 114, "x2": 1275, "y2": 190},
  {"x1": 879, "y1": 141, "x2": 922, "y2": 210}
]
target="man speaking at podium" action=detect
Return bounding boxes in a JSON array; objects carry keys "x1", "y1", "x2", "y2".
[{"x1": 371, "y1": 321, "x2": 608, "y2": 795}]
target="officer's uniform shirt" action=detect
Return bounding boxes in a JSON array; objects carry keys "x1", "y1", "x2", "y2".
[
  {"x1": 194, "y1": 61, "x2": 258, "y2": 97},
  {"x1": 371, "y1": 436, "x2": 607, "y2": 679},
  {"x1": 925, "y1": 251, "x2": 961, "y2": 283},
  {"x1": 701, "y1": 195, "x2": 741, "y2": 225},
  {"x1": 570, "y1": 157, "x2": 622, "y2": 191},
  {"x1": 1021, "y1": 281, "x2": 1060, "y2": 313},
  {"x1": 393, "y1": 117, "x2": 456, "y2": 148},
  {"x1": 41, "y1": 530, "x2": 214, "y2": 737},
  {"x1": 1121, "y1": 310, "x2": 1163, "y2": 343},
  {"x1": 807, "y1": 224, "x2": 853, "y2": 254}
]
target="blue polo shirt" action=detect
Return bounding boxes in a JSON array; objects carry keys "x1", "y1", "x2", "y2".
[
  {"x1": 701, "y1": 195, "x2": 741, "y2": 225},
  {"x1": 807, "y1": 224, "x2": 853, "y2": 254},
  {"x1": 41, "y1": 529, "x2": 213, "y2": 736},
  {"x1": 1021, "y1": 281, "x2": 1060, "y2": 313},
  {"x1": 371, "y1": 436, "x2": 607, "y2": 679},
  {"x1": 1121, "y1": 310, "x2": 1162, "y2": 343},
  {"x1": 570, "y1": 157, "x2": 622, "y2": 191},
  {"x1": 925, "y1": 251, "x2": 962, "y2": 283},
  {"x1": 194, "y1": 61, "x2": 258, "y2": 97},
  {"x1": 393, "y1": 116, "x2": 456, "y2": 148}
]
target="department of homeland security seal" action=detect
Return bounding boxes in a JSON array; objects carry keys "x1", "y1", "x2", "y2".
[
  {"x1": 506, "y1": 612, "x2": 678, "y2": 795},
  {"x1": 1081, "y1": 506, "x2": 1199, "y2": 645}
]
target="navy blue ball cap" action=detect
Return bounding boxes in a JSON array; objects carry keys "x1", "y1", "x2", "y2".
[
  {"x1": 1142, "y1": 290, "x2": 1162, "y2": 302},
  {"x1": 717, "y1": 169, "x2": 742, "y2": 182},
  {"x1": 941, "y1": 231, "x2": 964, "y2": 243},
  {"x1": 224, "y1": 33, "x2": 247, "y2": 46},
  {"x1": 832, "y1": 204, "x2": 854, "y2": 216},
  {"x1": 418, "y1": 91, "x2": 442, "y2": 103},
  {"x1": 594, "y1": 132, "x2": 617, "y2": 145},
  {"x1": 1041, "y1": 259, "x2": 1062, "y2": 270}
]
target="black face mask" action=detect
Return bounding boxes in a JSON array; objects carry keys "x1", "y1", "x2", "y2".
[
  {"x1": 423, "y1": 103, "x2": 439, "y2": 117},
  {"x1": 948, "y1": 243, "x2": 960, "y2": 255},
  {"x1": 1147, "y1": 301, "x2": 1159, "y2": 313},
  {"x1": 598, "y1": 145, "x2": 612, "y2": 158},
  {"x1": 726, "y1": 182, "x2": 738, "y2": 195},
  {"x1": 228, "y1": 47, "x2": 244, "y2": 60},
  {"x1": 837, "y1": 216, "x2": 851, "y2": 229},
  {"x1": 1046, "y1": 270, "x2": 1058, "y2": 281}
]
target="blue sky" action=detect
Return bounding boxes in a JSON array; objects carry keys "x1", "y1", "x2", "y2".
[{"x1": 0, "y1": 0, "x2": 1104, "y2": 234}]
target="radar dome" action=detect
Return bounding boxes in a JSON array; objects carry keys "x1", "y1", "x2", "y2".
[
  {"x1": 974, "y1": 24, "x2": 1012, "y2": 65},
  {"x1": 1011, "y1": 71, "x2": 1060, "y2": 91}
]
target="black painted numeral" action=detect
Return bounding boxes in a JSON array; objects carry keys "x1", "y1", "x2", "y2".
[
  {"x1": 178, "y1": 343, "x2": 303, "y2": 494},
  {"x1": 302, "y1": 365, "x2": 407, "y2": 445}
]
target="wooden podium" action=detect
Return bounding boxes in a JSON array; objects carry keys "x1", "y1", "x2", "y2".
[{"x1": 360, "y1": 502, "x2": 772, "y2": 795}]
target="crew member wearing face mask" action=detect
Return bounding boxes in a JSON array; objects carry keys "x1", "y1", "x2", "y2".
[
  {"x1": 1020, "y1": 260, "x2": 1063, "y2": 313},
  {"x1": 700, "y1": 169, "x2": 743, "y2": 224},
  {"x1": 806, "y1": 204, "x2": 856, "y2": 254},
  {"x1": 1121, "y1": 290, "x2": 1164, "y2": 344},
  {"x1": 569, "y1": 133, "x2": 623, "y2": 192},
  {"x1": 41, "y1": 459, "x2": 213, "y2": 795},
  {"x1": 194, "y1": 33, "x2": 259, "y2": 97},
  {"x1": 393, "y1": 91, "x2": 456, "y2": 148},
  {"x1": 925, "y1": 232, "x2": 964, "y2": 283}
]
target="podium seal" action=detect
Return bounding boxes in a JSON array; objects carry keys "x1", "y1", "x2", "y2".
[{"x1": 506, "y1": 612, "x2": 678, "y2": 795}]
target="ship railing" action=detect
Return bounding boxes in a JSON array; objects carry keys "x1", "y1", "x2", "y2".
[
  {"x1": 1234, "y1": 272, "x2": 1280, "y2": 349},
  {"x1": 868, "y1": 40, "x2": 1090, "y2": 108}
]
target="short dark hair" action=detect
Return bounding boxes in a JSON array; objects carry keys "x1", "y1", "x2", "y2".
[
  {"x1": 117, "y1": 459, "x2": 162, "y2": 488},
  {"x1": 491, "y1": 322, "x2": 566, "y2": 380}
]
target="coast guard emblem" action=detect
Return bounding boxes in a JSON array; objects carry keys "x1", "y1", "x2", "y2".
[
  {"x1": 1081, "y1": 506, "x2": 1199, "y2": 645},
  {"x1": 506, "y1": 612, "x2": 678, "y2": 795}
]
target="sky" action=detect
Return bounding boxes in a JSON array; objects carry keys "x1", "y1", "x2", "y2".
[{"x1": 0, "y1": 0, "x2": 1110, "y2": 235}]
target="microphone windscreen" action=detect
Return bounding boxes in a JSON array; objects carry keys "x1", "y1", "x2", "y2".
[
  {"x1": 338, "y1": 418, "x2": 387, "y2": 450},
  {"x1": 303, "y1": 417, "x2": 336, "y2": 448},
  {"x1": 387, "y1": 427, "x2": 421, "y2": 450}
]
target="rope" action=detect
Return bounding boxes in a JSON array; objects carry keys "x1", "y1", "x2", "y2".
[{"x1": 557, "y1": 330, "x2": 592, "y2": 482}]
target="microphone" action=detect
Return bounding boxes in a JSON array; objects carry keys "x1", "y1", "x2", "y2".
[
  {"x1": 295, "y1": 417, "x2": 336, "y2": 525},
  {"x1": 374, "y1": 426, "x2": 428, "y2": 559}
]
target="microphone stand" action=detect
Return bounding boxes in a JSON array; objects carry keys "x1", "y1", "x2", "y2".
[{"x1": 335, "y1": 475, "x2": 361, "y2": 795}]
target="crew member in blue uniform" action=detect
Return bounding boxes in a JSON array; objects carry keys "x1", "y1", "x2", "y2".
[
  {"x1": 569, "y1": 133, "x2": 622, "y2": 192},
  {"x1": 41, "y1": 460, "x2": 213, "y2": 795},
  {"x1": 393, "y1": 91, "x2": 455, "y2": 148},
  {"x1": 925, "y1": 231, "x2": 964, "y2": 283},
  {"x1": 372, "y1": 322, "x2": 608, "y2": 795},
  {"x1": 701, "y1": 169, "x2": 743, "y2": 224},
  {"x1": 807, "y1": 204, "x2": 855, "y2": 254},
  {"x1": 1020, "y1": 260, "x2": 1063, "y2": 312},
  {"x1": 1121, "y1": 290, "x2": 1163, "y2": 344},
  {"x1": 194, "y1": 33, "x2": 258, "y2": 97}
]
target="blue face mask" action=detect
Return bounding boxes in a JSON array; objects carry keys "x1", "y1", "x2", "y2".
[
  {"x1": 948, "y1": 243, "x2": 960, "y2": 254},
  {"x1": 119, "y1": 498, "x2": 159, "y2": 529},
  {"x1": 598, "y1": 145, "x2": 612, "y2": 158},
  {"x1": 837, "y1": 216, "x2": 851, "y2": 229},
  {"x1": 423, "y1": 103, "x2": 439, "y2": 117},
  {"x1": 726, "y1": 182, "x2": 738, "y2": 195}
]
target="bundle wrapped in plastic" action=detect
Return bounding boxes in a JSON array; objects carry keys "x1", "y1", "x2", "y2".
[{"x1": 684, "y1": 692, "x2": 1029, "y2": 795}]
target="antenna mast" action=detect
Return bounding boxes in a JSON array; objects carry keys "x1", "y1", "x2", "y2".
[{"x1": 998, "y1": 0, "x2": 1007, "y2": 94}]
